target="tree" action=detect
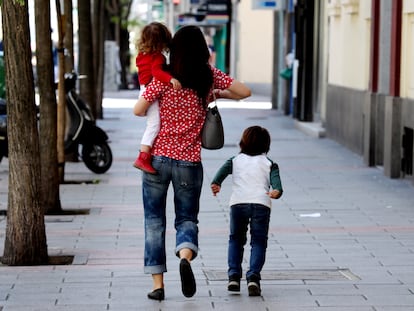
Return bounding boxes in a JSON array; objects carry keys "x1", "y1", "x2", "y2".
[
  {"x1": 78, "y1": 0, "x2": 97, "y2": 119},
  {"x1": 55, "y1": 0, "x2": 67, "y2": 181},
  {"x1": 64, "y1": 0, "x2": 74, "y2": 73},
  {"x1": 75, "y1": 0, "x2": 134, "y2": 120},
  {"x1": 1, "y1": 0, "x2": 48, "y2": 265},
  {"x1": 106, "y1": 0, "x2": 133, "y2": 90},
  {"x1": 35, "y1": 0, "x2": 62, "y2": 214},
  {"x1": 92, "y1": 0, "x2": 106, "y2": 119}
]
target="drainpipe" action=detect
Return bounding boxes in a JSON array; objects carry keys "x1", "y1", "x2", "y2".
[
  {"x1": 383, "y1": 0, "x2": 403, "y2": 178},
  {"x1": 364, "y1": 0, "x2": 380, "y2": 167},
  {"x1": 389, "y1": 0, "x2": 402, "y2": 97},
  {"x1": 369, "y1": 0, "x2": 380, "y2": 93},
  {"x1": 229, "y1": 0, "x2": 237, "y2": 78}
]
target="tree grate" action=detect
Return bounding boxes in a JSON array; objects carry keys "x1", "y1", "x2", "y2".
[{"x1": 203, "y1": 268, "x2": 360, "y2": 281}]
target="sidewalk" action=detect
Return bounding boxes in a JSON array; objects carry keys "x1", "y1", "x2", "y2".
[{"x1": 1, "y1": 89, "x2": 414, "y2": 310}]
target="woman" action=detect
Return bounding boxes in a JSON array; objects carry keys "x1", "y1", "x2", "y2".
[{"x1": 133, "y1": 25, "x2": 251, "y2": 301}]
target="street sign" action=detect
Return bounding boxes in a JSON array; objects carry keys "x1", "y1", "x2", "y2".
[{"x1": 252, "y1": 0, "x2": 284, "y2": 10}]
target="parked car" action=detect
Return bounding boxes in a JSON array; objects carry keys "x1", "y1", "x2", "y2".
[{"x1": 0, "y1": 51, "x2": 5, "y2": 99}]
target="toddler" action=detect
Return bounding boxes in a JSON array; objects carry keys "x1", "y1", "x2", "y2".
[{"x1": 211, "y1": 126, "x2": 283, "y2": 296}]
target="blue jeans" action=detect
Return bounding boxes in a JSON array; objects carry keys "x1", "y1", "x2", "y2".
[
  {"x1": 228, "y1": 203, "x2": 271, "y2": 281},
  {"x1": 142, "y1": 156, "x2": 203, "y2": 274}
]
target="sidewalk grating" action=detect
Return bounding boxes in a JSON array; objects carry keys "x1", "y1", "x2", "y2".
[{"x1": 203, "y1": 268, "x2": 360, "y2": 281}]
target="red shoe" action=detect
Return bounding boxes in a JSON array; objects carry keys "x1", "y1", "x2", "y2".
[{"x1": 133, "y1": 152, "x2": 157, "y2": 174}]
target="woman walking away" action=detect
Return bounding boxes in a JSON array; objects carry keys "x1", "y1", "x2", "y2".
[
  {"x1": 211, "y1": 126, "x2": 283, "y2": 296},
  {"x1": 133, "y1": 25, "x2": 251, "y2": 301}
]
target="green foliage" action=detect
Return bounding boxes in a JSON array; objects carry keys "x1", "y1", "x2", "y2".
[
  {"x1": 107, "y1": 0, "x2": 135, "y2": 30},
  {"x1": 0, "y1": 0, "x2": 25, "y2": 6}
]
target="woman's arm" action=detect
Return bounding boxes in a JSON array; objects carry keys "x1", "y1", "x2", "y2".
[
  {"x1": 215, "y1": 79, "x2": 251, "y2": 100},
  {"x1": 133, "y1": 96, "x2": 152, "y2": 116}
]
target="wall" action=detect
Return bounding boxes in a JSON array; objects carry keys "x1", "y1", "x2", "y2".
[
  {"x1": 325, "y1": 0, "x2": 371, "y2": 154},
  {"x1": 324, "y1": 0, "x2": 414, "y2": 184},
  {"x1": 326, "y1": 85, "x2": 365, "y2": 155},
  {"x1": 327, "y1": 0, "x2": 371, "y2": 90},
  {"x1": 237, "y1": 0, "x2": 273, "y2": 84},
  {"x1": 401, "y1": 2, "x2": 414, "y2": 99}
]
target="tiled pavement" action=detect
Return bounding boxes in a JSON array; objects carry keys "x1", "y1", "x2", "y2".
[{"x1": 0, "y1": 89, "x2": 414, "y2": 310}]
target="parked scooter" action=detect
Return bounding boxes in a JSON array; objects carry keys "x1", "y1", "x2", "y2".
[
  {"x1": 0, "y1": 73, "x2": 113, "y2": 174},
  {"x1": 63, "y1": 72, "x2": 112, "y2": 174}
]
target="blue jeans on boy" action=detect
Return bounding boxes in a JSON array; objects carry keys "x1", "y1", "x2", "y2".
[
  {"x1": 228, "y1": 203, "x2": 271, "y2": 281},
  {"x1": 142, "y1": 156, "x2": 203, "y2": 274}
]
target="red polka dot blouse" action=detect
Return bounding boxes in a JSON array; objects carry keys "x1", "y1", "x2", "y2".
[{"x1": 143, "y1": 66, "x2": 233, "y2": 162}]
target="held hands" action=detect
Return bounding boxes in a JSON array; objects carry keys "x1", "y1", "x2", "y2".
[
  {"x1": 211, "y1": 184, "x2": 221, "y2": 196},
  {"x1": 267, "y1": 189, "x2": 281, "y2": 199},
  {"x1": 170, "y1": 78, "x2": 182, "y2": 90}
]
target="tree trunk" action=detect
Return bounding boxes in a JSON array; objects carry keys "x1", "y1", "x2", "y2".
[
  {"x1": 93, "y1": 0, "x2": 105, "y2": 120},
  {"x1": 55, "y1": 0, "x2": 67, "y2": 182},
  {"x1": 78, "y1": 0, "x2": 97, "y2": 120},
  {"x1": 63, "y1": 0, "x2": 79, "y2": 163},
  {"x1": 1, "y1": 0, "x2": 48, "y2": 265},
  {"x1": 119, "y1": 27, "x2": 130, "y2": 90},
  {"x1": 64, "y1": 0, "x2": 74, "y2": 73},
  {"x1": 105, "y1": 0, "x2": 133, "y2": 90},
  {"x1": 35, "y1": 0, "x2": 62, "y2": 214}
]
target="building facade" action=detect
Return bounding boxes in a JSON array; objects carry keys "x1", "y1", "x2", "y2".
[
  {"x1": 321, "y1": 0, "x2": 414, "y2": 184},
  {"x1": 164, "y1": 0, "x2": 414, "y2": 184},
  {"x1": 283, "y1": 0, "x2": 413, "y2": 185}
]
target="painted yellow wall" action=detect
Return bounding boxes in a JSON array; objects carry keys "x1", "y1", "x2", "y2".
[
  {"x1": 237, "y1": 0, "x2": 274, "y2": 83},
  {"x1": 327, "y1": 0, "x2": 371, "y2": 90},
  {"x1": 401, "y1": 1, "x2": 414, "y2": 99}
]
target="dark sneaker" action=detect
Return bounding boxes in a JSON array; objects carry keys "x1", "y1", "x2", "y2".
[
  {"x1": 179, "y1": 258, "x2": 196, "y2": 297},
  {"x1": 247, "y1": 281, "x2": 261, "y2": 296},
  {"x1": 227, "y1": 276, "x2": 240, "y2": 292}
]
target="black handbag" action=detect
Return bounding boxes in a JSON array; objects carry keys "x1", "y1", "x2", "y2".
[{"x1": 201, "y1": 102, "x2": 224, "y2": 150}]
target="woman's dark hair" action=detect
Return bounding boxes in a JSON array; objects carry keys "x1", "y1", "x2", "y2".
[
  {"x1": 239, "y1": 126, "x2": 271, "y2": 156},
  {"x1": 137, "y1": 22, "x2": 172, "y2": 54},
  {"x1": 169, "y1": 26, "x2": 213, "y2": 108}
]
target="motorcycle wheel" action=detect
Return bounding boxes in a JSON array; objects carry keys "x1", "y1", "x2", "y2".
[{"x1": 81, "y1": 142, "x2": 112, "y2": 174}]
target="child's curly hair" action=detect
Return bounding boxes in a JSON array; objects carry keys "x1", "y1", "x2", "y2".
[
  {"x1": 239, "y1": 126, "x2": 271, "y2": 156},
  {"x1": 137, "y1": 22, "x2": 172, "y2": 54}
]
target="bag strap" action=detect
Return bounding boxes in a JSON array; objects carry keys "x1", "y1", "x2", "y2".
[{"x1": 207, "y1": 89, "x2": 218, "y2": 110}]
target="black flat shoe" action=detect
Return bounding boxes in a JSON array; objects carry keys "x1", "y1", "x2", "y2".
[
  {"x1": 179, "y1": 258, "x2": 196, "y2": 298},
  {"x1": 147, "y1": 288, "x2": 165, "y2": 301}
]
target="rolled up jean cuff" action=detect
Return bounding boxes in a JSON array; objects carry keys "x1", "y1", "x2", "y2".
[
  {"x1": 175, "y1": 242, "x2": 198, "y2": 260},
  {"x1": 144, "y1": 264, "x2": 167, "y2": 275}
]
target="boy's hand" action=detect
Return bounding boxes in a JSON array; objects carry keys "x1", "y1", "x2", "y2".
[
  {"x1": 171, "y1": 78, "x2": 182, "y2": 90},
  {"x1": 211, "y1": 184, "x2": 221, "y2": 196},
  {"x1": 267, "y1": 189, "x2": 281, "y2": 199}
]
